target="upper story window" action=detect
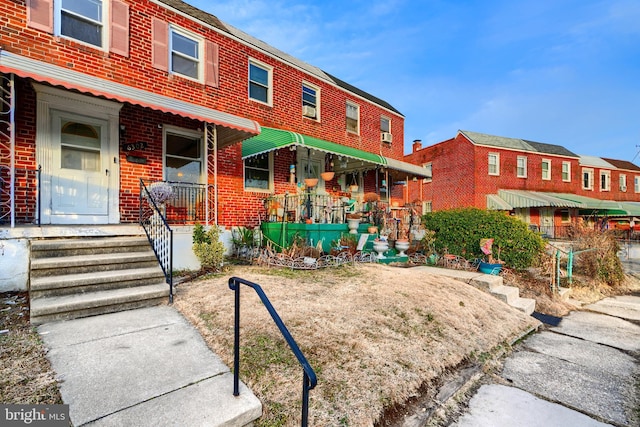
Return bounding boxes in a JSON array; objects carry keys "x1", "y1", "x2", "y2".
[
  {"x1": 423, "y1": 163, "x2": 432, "y2": 182},
  {"x1": 57, "y1": 0, "x2": 106, "y2": 48},
  {"x1": 582, "y1": 168, "x2": 594, "y2": 190},
  {"x1": 635, "y1": 176, "x2": 640, "y2": 193},
  {"x1": 170, "y1": 28, "x2": 203, "y2": 81},
  {"x1": 541, "y1": 159, "x2": 551, "y2": 180},
  {"x1": 488, "y1": 153, "x2": 500, "y2": 176},
  {"x1": 516, "y1": 156, "x2": 527, "y2": 178},
  {"x1": 249, "y1": 60, "x2": 272, "y2": 105},
  {"x1": 244, "y1": 154, "x2": 273, "y2": 192},
  {"x1": 600, "y1": 170, "x2": 611, "y2": 191},
  {"x1": 380, "y1": 116, "x2": 392, "y2": 143},
  {"x1": 620, "y1": 174, "x2": 627, "y2": 192},
  {"x1": 346, "y1": 102, "x2": 359, "y2": 134},
  {"x1": 562, "y1": 161, "x2": 571, "y2": 182},
  {"x1": 302, "y1": 83, "x2": 319, "y2": 119}
]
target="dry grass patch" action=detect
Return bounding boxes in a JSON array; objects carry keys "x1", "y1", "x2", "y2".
[
  {"x1": 0, "y1": 293, "x2": 62, "y2": 404},
  {"x1": 175, "y1": 264, "x2": 538, "y2": 426}
]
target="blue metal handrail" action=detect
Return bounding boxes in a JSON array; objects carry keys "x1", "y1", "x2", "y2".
[
  {"x1": 228, "y1": 277, "x2": 317, "y2": 427},
  {"x1": 139, "y1": 179, "x2": 174, "y2": 303}
]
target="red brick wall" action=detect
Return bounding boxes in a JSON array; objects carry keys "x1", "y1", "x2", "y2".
[
  {"x1": 2, "y1": 0, "x2": 405, "y2": 227},
  {"x1": 404, "y1": 135, "x2": 476, "y2": 210}
]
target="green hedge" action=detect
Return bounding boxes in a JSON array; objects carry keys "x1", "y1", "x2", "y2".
[{"x1": 422, "y1": 208, "x2": 545, "y2": 269}]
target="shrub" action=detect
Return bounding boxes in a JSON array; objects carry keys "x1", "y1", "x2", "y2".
[
  {"x1": 422, "y1": 208, "x2": 546, "y2": 269},
  {"x1": 571, "y1": 225, "x2": 625, "y2": 287},
  {"x1": 192, "y1": 223, "x2": 226, "y2": 272}
]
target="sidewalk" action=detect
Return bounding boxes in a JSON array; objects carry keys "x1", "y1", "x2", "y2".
[
  {"x1": 453, "y1": 295, "x2": 640, "y2": 427},
  {"x1": 37, "y1": 306, "x2": 261, "y2": 427}
]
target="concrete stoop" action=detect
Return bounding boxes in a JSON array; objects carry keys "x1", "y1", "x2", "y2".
[
  {"x1": 29, "y1": 236, "x2": 170, "y2": 324},
  {"x1": 469, "y1": 274, "x2": 536, "y2": 315}
]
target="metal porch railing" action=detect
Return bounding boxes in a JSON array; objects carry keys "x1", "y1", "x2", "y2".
[
  {"x1": 139, "y1": 179, "x2": 173, "y2": 303},
  {"x1": 0, "y1": 166, "x2": 41, "y2": 226},
  {"x1": 228, "y1": 277, "x2": 317, "y2": 427}
]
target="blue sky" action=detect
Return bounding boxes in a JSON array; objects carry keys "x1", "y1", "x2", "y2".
[{"x1": 190, "y1": 0, "x2": 640, "y2": 162}]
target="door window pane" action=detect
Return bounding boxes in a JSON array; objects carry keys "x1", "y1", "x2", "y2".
[{"x1": 60, "y1": 121, "x2": 101, "y2": 171}]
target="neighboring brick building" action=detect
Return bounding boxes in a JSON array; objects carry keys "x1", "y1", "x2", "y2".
[
  {"x1": 0, "y1": 0, "x2": 427, "y2": 229},
  {"x1": 405, "y1": 130, "x2": 640, "y2": 237}
]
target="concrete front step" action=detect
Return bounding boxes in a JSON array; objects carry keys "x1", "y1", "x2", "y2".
[
  {"x1": 31, "y1": 251, "x2": 159, "y2": 277},
  {"x1": 30, "y1": 267, "x2": 167, "y2": 298},
  {"x1": 509, "y1": 297, "x2": 537, "y2": 316},
  {"x1": 491, "y1": 285, "x2": 521, "y2": 305},
  {"x1": 31, "y1": 236, "x2": 150, "y2": 258},
  {"x1": 30, "y1": 284, "x2": 170, "y2": 325}
]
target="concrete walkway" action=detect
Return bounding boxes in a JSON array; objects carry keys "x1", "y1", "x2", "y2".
[
  {"x1": 453, "y1": 295, "x2": 640, "y2": 427},
  {"x1": 37, "y1": 306, "x2": 261, "y2": 427}
]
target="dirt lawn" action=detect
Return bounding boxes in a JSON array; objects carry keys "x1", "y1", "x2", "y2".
[{"x1": 174, "y1": 264, "x2": 539, "y2": 427}]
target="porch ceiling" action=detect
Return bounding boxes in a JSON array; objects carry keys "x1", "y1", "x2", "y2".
[
  {"x1": 242, "y1": 127, "x2": 431, "y2": 178},
  {"x1": 0, "y1": 50, "x2": 260, "y2": 148}
]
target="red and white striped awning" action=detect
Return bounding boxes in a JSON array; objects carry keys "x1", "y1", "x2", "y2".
[{"x1": 0, "y1": 50, "x2": 260, "y2": 147}]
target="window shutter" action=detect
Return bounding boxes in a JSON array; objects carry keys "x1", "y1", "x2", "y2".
[
  {"x1": 110, "y1": 0, "x2": 130, "y2": 57},
  {"x1": 152, "y1": 18, "x2": 169, "y2": 71},
  {"x1": 205, "y1": 40, "x2": 220, "y2": 87},
  {"x1": 27, "y1": 0, "x2": 53, "y2": 33}
]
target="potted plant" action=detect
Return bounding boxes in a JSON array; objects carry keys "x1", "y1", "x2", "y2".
[
  {"x1": 346, "y1": 213, "x2": 361, "y2": 234},
  {"x1": 478, "y1": 238, "x2": 503, "y2": 274}
]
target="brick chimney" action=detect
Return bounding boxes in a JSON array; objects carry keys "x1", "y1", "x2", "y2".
[{"x1": 412, "y1": 139, "x2": 422, "y2": 153}]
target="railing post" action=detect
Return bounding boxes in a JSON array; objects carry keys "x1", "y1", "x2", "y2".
[
  {"x1": 301, "y1": 372, "x2": 310, "y2": 427},
  {"x1": 233, "y1": 278, "x2": 240, "y2": 396}
]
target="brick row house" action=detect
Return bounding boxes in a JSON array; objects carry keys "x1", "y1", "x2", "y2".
[
  {"x1": 406, "y1": 130, "x2": 640, "y2": 238},
  {"x1": 0, "y1": 0, "x2": 429, "y2": 283}
]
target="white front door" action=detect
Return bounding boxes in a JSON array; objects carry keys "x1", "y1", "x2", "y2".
[
  {"x1": 50, "y1": 112, "x2": 110, "y2": 222},
  {"x1": 34, "y1": 84, "x2": 122, "y2": 225}
]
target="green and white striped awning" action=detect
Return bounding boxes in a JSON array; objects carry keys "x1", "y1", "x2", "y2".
[
  {"x1": 242, "y1": 127, "x2": 431, "y2": 178},
  {"x1": 487, "y1": 190, "x2": 640, "y2": 216}
]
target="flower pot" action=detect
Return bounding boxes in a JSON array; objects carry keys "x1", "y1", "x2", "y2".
[
  {"x1": 394, "y1": 239, "x2": 410, "y2": 257},
  {"x1": 304, "y1": 178, "x2": 318, "y2": 188},
  {"x1": 349, "y1": 185, "x2": 359, "y2": 192},
  {"x1": 478, "y1": 261, "x2": 502, "y2": 275},
  {"x1": 347, "y1": 218, "x2": 360, "y2": 234},
  {"x1": 320, "y1": 171, "x2": 335, "y2": 181},
  {"x1": 372, "y1": 240, "x2": 389, "y2": 259}
]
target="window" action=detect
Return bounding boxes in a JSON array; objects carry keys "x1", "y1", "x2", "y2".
[
  {"x1": 164, "y1": 128, "x2": 203, "y2": 183},
  {"x1": 244, "y1": 154, "x2": 273, "y2": 191},
  {"x1": 541, "y1": 159, "x2": 551, "y2": 180},
  {"x1": 488, "y1": 153, "x2": 499, "y2": 176},
  {"x1": 422, "y1": 201, "x2": 432, "y2": 214},
  {"x1": 620, "y1": 174, "x2": 627, "y2": 191},
  {"x1": 560, "y1": 209, "x2": 571, "y2": 223},
  {"x1": 249, "y1": 60, "x2": 272, "y2": 104},
  {"x1": 58, "y1": 0, "x2": 105, "y2": 47},
  {"x1": 170, "y1": 28, "x2": 202, "y2": 80},
  {"x1": 517, "y1": 156, "x2": 527, "y2": 178},
  {"x1": 61, "y1": 121, "x2": 101, "y2": 171},
  {"x1": 302, "y1": 83, "x2": 318, "y2": 119},
  {"x1": 635, "y1": 176, "x2": 640, "y2": 193},
  {"x1": 562, "y1": 161, "x2": 571, "y2": 182},
  {"x1": 346, "y1": 102, "x2": 359, "y2": 134},
  {"x1": 582, "y1": 168, "x2": 594, "y2": 190},
  {"x1": 423, "y1": 163, "x2": 432, "y2": 182},
  {"x1": 600, "y1": 170, "x2": 611, "y2": 191},
  {"x1": 380, "y1": 117, "x2": 391, "y2": 133}
]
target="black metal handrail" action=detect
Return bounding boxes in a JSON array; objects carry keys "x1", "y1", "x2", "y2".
[
  {"x1": 139, "y1": 179, "x2": 174, "y2": 303},
  {"x1": 228, "y1": 277, "x2": 317, "y2": 427}
]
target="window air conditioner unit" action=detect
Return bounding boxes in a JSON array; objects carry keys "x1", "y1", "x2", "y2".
[
  {"x1": 302, "y1": 105, "x2": 316, "y2": 118},
  {"x1": 381, "y1": 132, "x2": 393, "y2": 143}
]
